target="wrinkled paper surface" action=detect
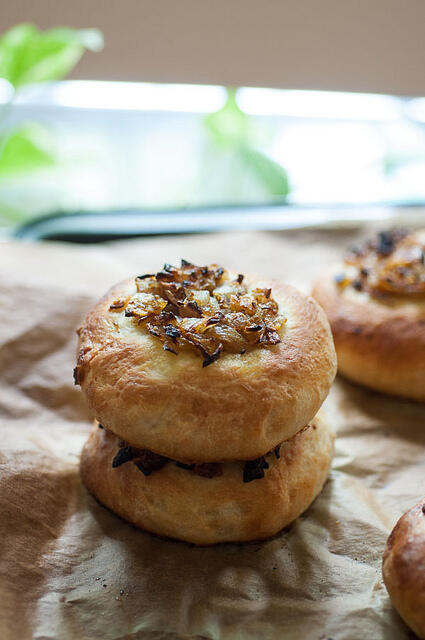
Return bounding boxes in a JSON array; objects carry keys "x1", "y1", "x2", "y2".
[{"x1": 1, "y1": 229, "x2": 424, "y2": 640}]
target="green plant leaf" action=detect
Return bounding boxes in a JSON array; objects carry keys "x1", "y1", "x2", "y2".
[
  {"x1": 240, "y1": 147, "x2": 290, "y2": 197},
  {"x1": 204, "y1": 87, "x2": 252, "y2": 148},
  {"x1": 0, "y1": 23, "x2": 103, "y2": 88},
  {"x1": 204, "y1": 87, "x2": 290, "y2": 199},
  {"x1": 0, "y1": 123, "x2": 56, "y2": 176}
]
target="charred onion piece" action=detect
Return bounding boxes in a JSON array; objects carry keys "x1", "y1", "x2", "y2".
[
  {"x1": 246, "y1": 324, "x2": 263, "y2": 332},
  {"x1": 175, "y1": 462, "x2": 195, "y2": 470},
  {"x1": 73, "y1": 366, "x2": 80, "y2": 385},
  {"x1": 112, "y1": 442, "x2": 168, "y2": 474},
  {"x1": 243, "y1": 457, "x2": 270, "y2": 483},
  {"x1": 338, "y1": 229, "x2": 425, "y2": 296},
  {"x1": 112, "y1": 446, "x2": 137, "y2": 468},
  {"x1": 193, "y1": 462, "x2": 223, "y2": 478},
  {"x1": 134, "y1": 450, "x2": 168, "y2": 476},
  {"x1": 109, "y1": 299, "x2": 127, "y2": 310},
  {"x1": 111, "y1": 437, "x2": 280, "y2": 481},
  {"x1": 110, "y1": 261, "x2": 286, "y2": 364},
  {"x1": 202, "y1": 344, "x2": 223, "y2": 368}
]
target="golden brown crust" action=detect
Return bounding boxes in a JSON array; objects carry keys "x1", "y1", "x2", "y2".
[
  {"x1": 76, "y1": 272, "x2": 336, "y2": 462},
  {"x1": 312, "y1": 267, "x2": 425, "y2": 401},
  {"x1": 382, "y1": 499, "x2": 425, "y2": 639},
  {"x1": 80, "y1": 414, "x2": 334, "y2": 545}
]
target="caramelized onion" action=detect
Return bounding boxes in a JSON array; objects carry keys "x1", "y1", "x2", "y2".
[
  {"x1": 110, "y1": 260, "x2": 286, "y2": 365},
  {"x1": 109, "y1": 435, "x2": 291, "y2": 482},
  {"x1": 336, "y1": 230, "x2": 425, "y2": 296}
]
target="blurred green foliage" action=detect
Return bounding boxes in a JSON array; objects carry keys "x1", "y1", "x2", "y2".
[
  {"x1": 0, "y1": 24, "x2": 103, "y2": 88},
  {"x1": 204, "y1": 88, "x2": 289, "y2": 198},
  {"x1": 0, "y1": 27, "x2": 289, "y2": 226},
  {"x1": 0, "y1": 123, "x2": 56, "y2": 176},
  {"x1": 0, "y1": 23, "x2": 103, "y2": 183}
]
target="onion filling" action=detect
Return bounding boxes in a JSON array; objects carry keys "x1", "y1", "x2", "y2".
[
  {"x1": 335, "y1": 229, "x2": 425, "y2": 296},
  {"x1": 109, "y1": 260, "x2": 286, "y2": 366},
  {"x1": 105, "y1": 425, "x2": 284, "y2": 483}
]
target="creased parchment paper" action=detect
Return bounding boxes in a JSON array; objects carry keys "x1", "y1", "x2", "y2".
[{"x1": 1, "y1": 229, "x2": 424, "y2": 640}]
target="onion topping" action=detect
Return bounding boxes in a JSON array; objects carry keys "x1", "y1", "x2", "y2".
[
  {"x1": 110, "y1": 439, "x2": 282, "y2": 482},
  {"x1": 335, "y1": 229, "x2": 425, "y2": 296},
  {"x1": 109, "y1": 260, "x2": 286, "y2": 365}
]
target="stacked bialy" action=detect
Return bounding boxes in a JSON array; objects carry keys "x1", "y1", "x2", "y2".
[{"x1": 76, "y1": 261, "x2": 337, "y2": 544}]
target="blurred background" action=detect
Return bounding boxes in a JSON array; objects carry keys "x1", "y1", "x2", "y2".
[{"x1": 2, "y1": 0, "x2": 425, "y2": 240}]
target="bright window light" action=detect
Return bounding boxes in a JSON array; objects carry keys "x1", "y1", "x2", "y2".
[
  {"x1": 237, "y1": 88, "x2": 402, "y2": 121},
  {"x1": 13, "y1": 81, "x2": 406, "y2": 122},
  {"x1": 405, "y1": 97, "x2": 425, "y2": 123},
  {"x1": 15, "y1": 81, "x2": 227, "y2": 114},
  {"x1": 0, "y1": 78, "x2": 14, "y2": 105}
]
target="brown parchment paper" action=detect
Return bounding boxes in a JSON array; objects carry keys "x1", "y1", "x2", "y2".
[{"x1": 1, "y1": 228, "x2": 424, "y2": 640}]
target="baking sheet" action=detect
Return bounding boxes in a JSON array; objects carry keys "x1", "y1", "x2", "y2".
[{"x1": 1, "y1": 229, "x2": 424, "y2": 640}]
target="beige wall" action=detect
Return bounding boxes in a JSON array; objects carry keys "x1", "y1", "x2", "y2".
[{"x1": 2, "y1": 0, "x2": 425, "y2": 96}]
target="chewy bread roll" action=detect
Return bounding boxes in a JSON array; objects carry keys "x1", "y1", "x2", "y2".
[
  {"x1": 312, "y1": 230, "x2": 425, "y2": 401},
  {"x1": 81, "y1": 414, "x2": 334, "y2": 545},
  {"x1": 382, "y1": 498, "x2": 425, "y2": 639},
  {"x1": 75, "y1": 261, "x2": 336, "y2": 462}
]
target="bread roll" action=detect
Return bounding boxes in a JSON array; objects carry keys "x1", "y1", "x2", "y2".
[
  {"x1": 76, "y1": 262, "x2": 336, "y2": 461},
  {"x1": 81, "y1": 413, "x2": 334, "y2": 545},
  {"x1": 313, "y1": 230, "x2": 425, "y2": 401},
  {"x1": 383, "y1": 498, "x2": 425, "y2": 639}
]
